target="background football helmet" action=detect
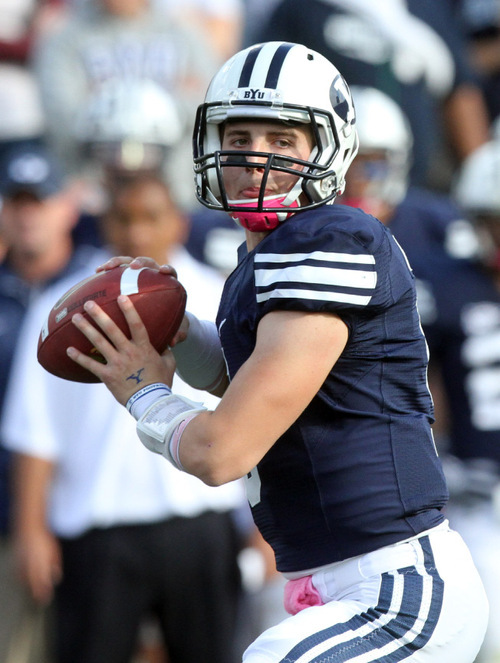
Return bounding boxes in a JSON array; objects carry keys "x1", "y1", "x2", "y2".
[
  {"x1": 453, "y1": 140, "x2": 500, "y2": 271},
  {"x1": 193, "y1": 41, "x2": 359, "y2": 231},
  {"x1": 343, "y1": 86, "x2": 413, "y2": 211},
  {"x1": 75, "y1": 78, "x2": 183, "y2": 172},
  {"x1": 454, "y1": 140, "x2": 500, "y2": 215}
]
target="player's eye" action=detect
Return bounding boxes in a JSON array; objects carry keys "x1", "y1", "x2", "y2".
[
  {"x1": 275, "y1": 138, "x2": 292, "y2": 149},
  {"x1": 230, "y1": 137, "x2": 250, "y2": 147}
]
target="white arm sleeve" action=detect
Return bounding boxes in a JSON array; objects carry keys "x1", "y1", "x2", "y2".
[{"x1": 171, "y1": 311, "x2": 227, "y2": 391}]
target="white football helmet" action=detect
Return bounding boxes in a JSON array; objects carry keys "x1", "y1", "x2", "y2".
[
  {"x1": 346, "y1": 86, "x2": 413, "y2": 209},
  {"x1": 193, "y1": 41, "x2": 359, "y2": 231},
  {"x1": 454, "y1": 141, "x2": 500, "y2": 215},
  {"x1": 453, "y1": 140, "x2": 500, "y2": 270},
  {"x1": 74, "y1": 79, "x2": 183, "y2": 171}
]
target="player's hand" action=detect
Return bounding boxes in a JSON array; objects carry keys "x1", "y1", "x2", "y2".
[
  {"x1": 168, "y1": 313, "x2": 190, "y2": 347},
  {"x1": 97, "y1": 255, "x2": 178, "y2": 279},
  {"x1": 15, "y1": 528, "x2": 62, "y2": 605},
  {"x1": 67, "y1": 295, "x2": 176, "y2": 405}
]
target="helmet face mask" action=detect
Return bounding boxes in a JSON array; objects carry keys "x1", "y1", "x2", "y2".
[{"x1": 193, "y1": 42, "x2": 358, "y2": 231}]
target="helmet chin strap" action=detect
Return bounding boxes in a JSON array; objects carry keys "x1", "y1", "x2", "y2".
[{"x1": 228, "y1": 182, "x2": 303, "y2": 232}]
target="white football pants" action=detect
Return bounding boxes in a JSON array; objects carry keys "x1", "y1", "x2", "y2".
[{"x1": 243, "y1": 521, "x2": 488, "y2": 663}]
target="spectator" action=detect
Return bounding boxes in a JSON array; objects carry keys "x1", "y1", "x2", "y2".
[
  {"x1": 68, "y1": 0, "x2": 244, "y2": 63},
  {"x1": 338, "y1": 85, "x2": 475, "y2": 262},
  {"x1": 1, "y1": 171, "x2": 248, "y2": 663},
  {"x1": 0, "y1": 141, "x2": 102, "y2": 663},
  {"x1": 454, "y1": 0, "x2": 500, "y2": 123},
  {"x1": 426, "y1": 139, "x2": 500, "y2": 663},
  {"x1": 0, "y1": 65, "x2": 46, "y2": 162},
  {"x1": 0, "y1": 0, "x2": 66, "y2": 161},
  {"x1": 0, "y1": 0, "x2": 63, "y2": 62},
  {"x1": 153, "y1": 0, "x2": 244, "y2": 62},
  {"x1": 31, "y1": 0, "x2": 217, "y2": 208},
  {"x1": 240, "y1": 0, "x2": 282, "y2": 47}
]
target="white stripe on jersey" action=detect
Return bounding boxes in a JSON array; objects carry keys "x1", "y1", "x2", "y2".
[
  {"x1": 256, "y1": 287, "x2": 373, "y2": 306},
  {"x1": 254, "y1": 251, "x2": 377, "y2": 306},
  {"x1": 255, "y1": 265, "x2": 377, "y2": 290},
  {"x1": 254, "y1": 251, "x2": 376, "y2": 265}
]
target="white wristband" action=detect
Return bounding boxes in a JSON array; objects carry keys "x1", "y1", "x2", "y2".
[
  {"x1": 126, "y1": 383, "x2": 172, "y2": 420},
  {"x1": 136, "y1": 393, "x2": 206, "y2": 470},
  {"x1": 171, "y1": 312, "x2": 226, "y2": 391}
]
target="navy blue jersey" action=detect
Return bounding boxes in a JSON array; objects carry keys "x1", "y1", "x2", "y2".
[
  {"x1": 382, "y1": 188, "x2": 500, "y2": 465},
  {"x1": 416, "y1": 255, "x2": 500, "y2": 464},
  {"x1": 216, "y1": 204, "x2": 447, "y2": 572},
  {"x1": 390, "y1": 186, "x2": 465, "y2": 259}
]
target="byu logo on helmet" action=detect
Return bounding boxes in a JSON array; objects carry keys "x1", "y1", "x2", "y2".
[{"x1": 242, "y1": 88, "x2": 266, "y2": 100}]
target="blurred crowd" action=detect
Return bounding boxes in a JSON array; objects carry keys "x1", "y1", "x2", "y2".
[{"x1": 1, "y1": 1, "x2": 500, "y2": 662}]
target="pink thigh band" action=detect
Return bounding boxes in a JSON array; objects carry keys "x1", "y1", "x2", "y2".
[{"x1": 284, "y1": 576, "x2": 324, "y2": 615}]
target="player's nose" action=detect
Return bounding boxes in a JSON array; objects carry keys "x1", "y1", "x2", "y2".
[{"x1": 245, "y1": 146, "x2": 268, "y2": 171}]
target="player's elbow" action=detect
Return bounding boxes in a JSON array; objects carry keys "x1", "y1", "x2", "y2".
[
  {"x1": 198, "y1": 468, "x2": 230, "y2": 487},
  {"x1": 187, "y1": 451, "x2": 245, "y2": 487},
  {"x1": 181, "y1": 411, "x2": 261, "y2": 486},
  {"x1": 183, "y1": 422, "x2": 248, "y2": 486}
]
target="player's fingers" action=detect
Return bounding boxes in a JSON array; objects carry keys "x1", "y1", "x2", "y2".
[
  {"x1": 115, "y1": 294, "x2": 152, "y2": 345},
  {"x1": 96, "y1": 256, "x2": 134, "y2": 272},
  {"x1": 168, "y1": 314, "x2": 189, "y2": 347},
  {"x1": 129, "y1": 256, "x2": 162, "y2": 270},
  {"x1": 65, "y1": 343, "x2": 105, "y2": 378},
  {"x1": 77, "y1": 299, "x2": 135, "y2": 352},
  {"x1": 158, "y1": 263, "x2": 178, "y2": 278},
  {"x1": 70, "y1": 307, "x2": 121, "y2": 359}
]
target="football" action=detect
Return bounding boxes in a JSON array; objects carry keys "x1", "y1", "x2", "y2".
[{"x1": 37, "y1": 265, "x2": 187, "y2": 383}]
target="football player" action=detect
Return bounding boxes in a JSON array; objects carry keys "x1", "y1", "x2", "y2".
[
  {"x1": 65, "y1": 42, "x2": 488, "y2": 662},
  {"x1": 337, "y1": 87, "x2": 500, "y2": 663},
  {"x1": 339, "y1": 85, "x2": 476, "y2": 265},
  {"x1": 421, "y1": 140, "x2": 500, "y2": 663}
]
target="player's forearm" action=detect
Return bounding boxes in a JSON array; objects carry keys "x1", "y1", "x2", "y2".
[
  {"x1": 12, "y1": 453, "x2": 54, "y2": 536},
  {"x1": 443, "y1": 84, "x2": 490, "y2": 160},
  {"x1": 11, "y1": 454, "x2": 62, "y2": 604}
]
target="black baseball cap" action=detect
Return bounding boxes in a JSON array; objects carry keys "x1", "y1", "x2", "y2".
[{"x1": 0, "y1": 143, "x2": 65, "y2": 199}]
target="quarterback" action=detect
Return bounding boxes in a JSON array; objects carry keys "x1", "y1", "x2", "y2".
[{"x1": 67, "y1": 42, "x2": 488, "y2": 661}]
